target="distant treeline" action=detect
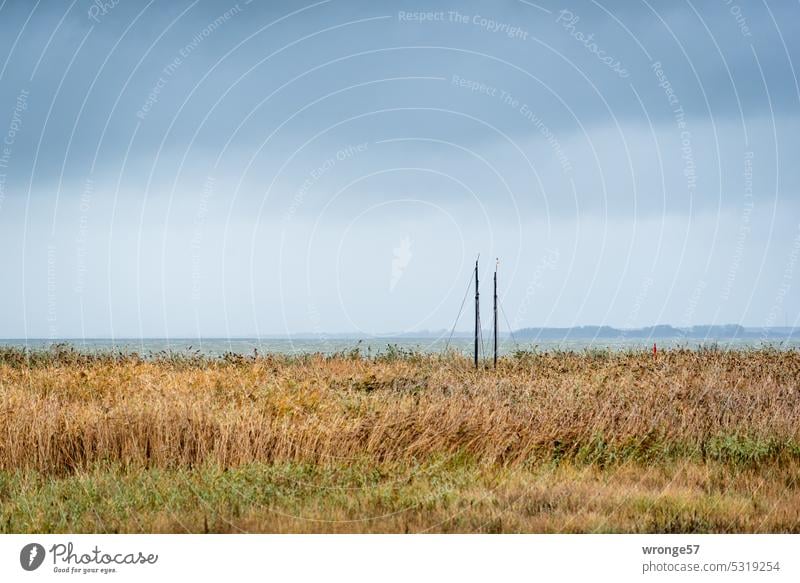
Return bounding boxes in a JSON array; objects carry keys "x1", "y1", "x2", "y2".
[{"x1": 514, "y1": 324, "x2": 796, "y2": 340}]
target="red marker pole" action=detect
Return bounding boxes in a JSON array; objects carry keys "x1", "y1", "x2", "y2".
[{"x1": 653, "y1": 342, "x2": 657, "y2": 358}]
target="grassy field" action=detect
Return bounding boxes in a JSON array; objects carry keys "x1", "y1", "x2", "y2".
[{"x1": 0, "y1": 345, "x2": 798, "y2": 533}]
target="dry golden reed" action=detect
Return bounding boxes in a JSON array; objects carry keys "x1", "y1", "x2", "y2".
[{"x1": 1, "y1": 346, "x2": 798, "y2": 475}]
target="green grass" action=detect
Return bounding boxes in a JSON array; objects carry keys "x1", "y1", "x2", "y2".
[{"x1": 2, "y1": 457, "x2": 799, "y2": 533}]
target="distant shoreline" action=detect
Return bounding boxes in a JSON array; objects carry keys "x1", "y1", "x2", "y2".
[
  {"x1": 0, "y1": 334, "x2": 797, "y2": 358},
  {"x1": 0, "y1": 324, "x2": 796, "y2": 342}
]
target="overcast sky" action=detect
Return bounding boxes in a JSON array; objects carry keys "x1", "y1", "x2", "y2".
[{"x1": 1, "y1": 0, "x2": 798, "y2": 338}]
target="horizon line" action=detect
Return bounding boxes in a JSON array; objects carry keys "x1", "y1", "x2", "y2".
[{"x1": 1, "y1": 323, "x2": 796, "y2": 342}]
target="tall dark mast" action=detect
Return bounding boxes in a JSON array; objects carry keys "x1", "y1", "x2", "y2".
[
  {"x1": 474, "y1": 257, "x2": 479, "y2": 369},
  {"x1": 493, "y1": 259, "x2": 498, "y2": 368}
]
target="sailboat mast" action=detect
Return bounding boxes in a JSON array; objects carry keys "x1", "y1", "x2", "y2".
[
  {"x1": 493, "y1": 259, "x2": 498, "y2": 368},
  {"x1": 474, "y1": 257, "x2": 479, "y2": 369}
]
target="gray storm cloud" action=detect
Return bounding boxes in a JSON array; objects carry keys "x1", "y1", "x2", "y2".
[{"x1": 0, "y1": 0, "x2": 797, "y2": 337}]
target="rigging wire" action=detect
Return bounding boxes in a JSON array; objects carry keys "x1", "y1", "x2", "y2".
[
  {"x1": 478, "y1": 313, "x2": 486, "y2": 362},
  {"x1": 499, "y1": 302, "x2": 520, "y2": 350},
  {"x1": 443, "y1": 273, "x2": 473, "y2": 353}
]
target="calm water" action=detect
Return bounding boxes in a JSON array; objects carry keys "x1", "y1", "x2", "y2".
[{"x1": 0, "y1": 336, "x2": 797, "y2": 357}]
